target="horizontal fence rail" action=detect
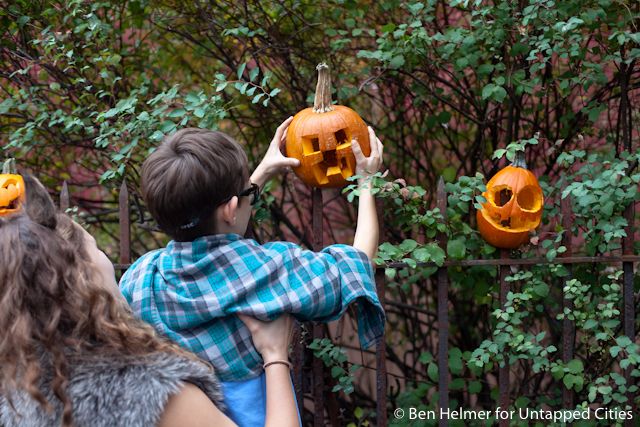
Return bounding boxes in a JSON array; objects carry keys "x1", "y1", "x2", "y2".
[{"x1": 60, "y1": 179, "x2": 637, "y2": 427}]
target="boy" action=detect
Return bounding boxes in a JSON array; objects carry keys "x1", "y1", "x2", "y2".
[{"x1": 119, "y1": 117, "x2": 385, "y2": 426}]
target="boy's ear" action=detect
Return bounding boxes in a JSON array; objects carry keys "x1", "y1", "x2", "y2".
[
  {"x1": 217, "y1": 196, "x2": 239, "y2": 227},
  {"x1": 21, "y1": 173, "x2": 58, "y2": 229}
]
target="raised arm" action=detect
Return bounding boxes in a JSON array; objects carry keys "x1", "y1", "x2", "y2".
[{"x1": 352, "y1": 126, "x2": 384, "y2": 261}]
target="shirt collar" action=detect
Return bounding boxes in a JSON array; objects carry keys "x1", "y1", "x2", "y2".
[{"x1": 166, "y1": 233, "x2": 244, "y2": 254}]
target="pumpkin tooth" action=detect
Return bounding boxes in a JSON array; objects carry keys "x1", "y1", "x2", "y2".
[
  {"x1": 303, "y1": 151, "x2": 324, "y2": 166},
  {"x1": 326, "y1": 166, "x2": 342, "y2": 177}
]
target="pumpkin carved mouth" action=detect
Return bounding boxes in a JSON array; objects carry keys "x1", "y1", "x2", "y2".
[
  {"x1": 300, "y1": 130, "x2": 355, "y2": 185},
  {"x1": 476, "y1": 152, "x2": 544, "y2": 248}
]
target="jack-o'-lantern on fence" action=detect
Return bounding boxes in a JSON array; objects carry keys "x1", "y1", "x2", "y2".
[
  {"x1": 285, "y1": 63, "x2": 370, "y2": 188},
  {"x1": 0, "y1": 159, "x2": 25, "y2": 216},
  {"x1": 476, "y1": 151, "x2": 544, "y2": 249}
]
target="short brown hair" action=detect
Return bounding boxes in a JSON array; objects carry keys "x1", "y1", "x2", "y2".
[{"x1": 142, "y1": 128, "x2": 249, "y2": 241}]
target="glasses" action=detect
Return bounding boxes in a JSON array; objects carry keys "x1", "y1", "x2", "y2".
[
  {"x1": 237, "y1": 182, "x2": 261, "y2": 206},
  {"x1": 178, "y1": 183, "x2": 261, "y2": 230},
  {"x1": 219, "y1": 183, "x2": 260, "y2": 206}
]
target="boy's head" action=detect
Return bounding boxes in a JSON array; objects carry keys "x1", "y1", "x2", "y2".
[{"x1": 142, "y1": 128, "x2": 251, "y2": 241}]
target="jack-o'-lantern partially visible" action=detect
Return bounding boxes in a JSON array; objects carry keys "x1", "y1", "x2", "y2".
[
  {"x1": 286, "y1": 63, "x2": 370, "y2": 188},
  {"x1": 0, "y1": 159, "x2": 25, "y2": 216},
  {"x1": 476, "y1": 151, "x2": 543, "y2": 249}
]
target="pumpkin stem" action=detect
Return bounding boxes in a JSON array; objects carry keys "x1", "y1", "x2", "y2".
[
  {"x1": 312, "y1": 63, "x2": 334, "y2": 113},
  {"x1": 511, "y1": 150, "x2": 528, "y2": 169},
  {"x1": 2, "y1": 158, "x2": 16, "y2": 174}
]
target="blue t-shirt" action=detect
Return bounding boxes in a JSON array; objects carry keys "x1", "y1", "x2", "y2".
[{"x1": 221, "y1": 373, "x2": 301, "y2": 427}]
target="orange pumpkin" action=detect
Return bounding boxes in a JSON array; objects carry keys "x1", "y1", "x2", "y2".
[
  {"x1": 476, "y1": 151, "x2": 543, "y2": 249},
  {"x1": 286, "y1": 63, "x2": 370, "y2": 188},
  {"x1": 0, "y1": 159, "x2": 25, "y2": 216}
]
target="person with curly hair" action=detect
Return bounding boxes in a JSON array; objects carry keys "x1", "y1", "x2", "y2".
[{"x1": 0, "y1": 176, "x2": 298, "y2": 427}]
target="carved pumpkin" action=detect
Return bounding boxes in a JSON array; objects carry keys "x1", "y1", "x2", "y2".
[
  {"x1": 286, "y1": 63, "x2": 370, "y2": 188},
  {"x1": 476, "y1": 151, "x2": 543, "y2": 249},
  {"x1": 0, "y1": 159, "x2": 25, "y2": 216}
]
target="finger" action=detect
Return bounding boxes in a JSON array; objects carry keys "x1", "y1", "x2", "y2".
[
  {"x1": 351, "y1": 138, "x2": 365, "y2": 162},
  {"x1": 279, "y1": 125, "x2": 290, "y2": 148},
  {"x1": 237, "y1": 314, "x2": 261, "y2": 332},
  {"x1": 284, "y1": 157, "x2": 300, "y2": 168},
  {"x1": 368, "y1": 126, "x2": 379, "y2": 158},
  {"x1": 377, "y1": 136, "x2": 384, "y2": 158},
  {"x1": 276, "y1": 116, "x2": 294, "y2": 139}
]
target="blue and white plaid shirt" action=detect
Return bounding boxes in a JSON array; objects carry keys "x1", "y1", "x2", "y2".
[{"x1": 119, "y1": 234, "x2": 385, "y2": 381}]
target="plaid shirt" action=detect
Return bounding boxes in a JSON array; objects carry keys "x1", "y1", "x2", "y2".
[{"x1": 119, "y1": 234, "x2": 385, "y2": 381}]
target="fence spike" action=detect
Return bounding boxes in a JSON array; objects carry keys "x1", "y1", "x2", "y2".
[
  {"x1": 436, "y1": 176, "x2": 449, "y2": 426},
  {"x1": 119, "y1": 179, "x2": 131, "y2": 265},
  {"x1": 59, "y1": 181, "x2": 70, "y2": 212}
]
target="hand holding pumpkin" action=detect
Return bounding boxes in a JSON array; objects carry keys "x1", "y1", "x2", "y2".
[
  {"x1": 352, "y1": 126, "x2": 384, "y2": 187},
  {"x1": 251, "y1": 116, "x2": 301, "y2": 188}
]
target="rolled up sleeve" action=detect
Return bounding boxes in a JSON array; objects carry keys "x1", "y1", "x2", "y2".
[{"x1": 261, "y1": 242, "x2": 386, "y2": 349}]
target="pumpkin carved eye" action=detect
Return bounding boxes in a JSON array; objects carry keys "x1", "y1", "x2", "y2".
[
  {"x1": 286, "y1": 63, "x2": 370, "y2": 188},
  {"x1": 476, "y1": 152, "x2": 544, "y2": 249}
]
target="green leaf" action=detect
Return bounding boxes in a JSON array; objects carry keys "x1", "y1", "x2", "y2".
[
  {"x1": 427, "y1": 244, "x2": 446, "y2": 266},
  {"x1": 248, "y1": 67, "x2": 260, "y2": 82},
  {"x1": 515, "y1": 396, "x2": 530, "y2": 408},
  {"x1": 450, "y1": 378, "x2": 465, "y2": 390},
  {"x1": 412, "y1": 247, "x2": 430, "y2": 262},
  {"x1": 563, "y1": 373, "x2": 576, "y2": 389},
  {"x1": 17, "y1": 15, "x2": 30, "y2": 26},
  {"x1": 399, "y1": 239, "x2": 418, "y2": 253},
  {"x1": 389, "y1": 55, "x2": 405, "y2": 69},
  {"x1": 468, "y1": 381, "x2": 481, "y2": 394},
  {"x1": 237, "y1": 63, "x2": 246, "y2": 79},
  {"x1": 354, "y1": 407, "x2": 364, "y2": 419},
  {"x1": 447, "y1": 239, "x2": 466, "y2": 259},
  {"x1": 449, "y1": 348, "x2": 463, "y2": 375},
  {"x1": 167, "y1": 108, "x2": 186, "y2": 118},
  {"x1": 427, "y1": 363, "x2": 438, "y2": 383},
  {"x1": 150, "y1": 130, "x2": 164, "y2": 141},
  {"x1": 482, "y1": 84, "x2": 508, "y2": 103},
  {"x1": 567, "y1": 359, "x2": 583, "y2": 374},
  {"x1": 584, "y1": 319, "x2": 598, "y2": 329},
  {"x1": 442, "y1": 166, "x2": 457, "y2": 182},
  {"x1": 615, "y1": 336, "x2": 632, "y2": 347}
]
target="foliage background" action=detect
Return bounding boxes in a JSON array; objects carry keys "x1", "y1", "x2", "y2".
[{"x1": 1, "y1": 0, "x2": 639, "y2": 425}]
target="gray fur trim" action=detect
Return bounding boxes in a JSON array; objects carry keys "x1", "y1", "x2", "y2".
[{"x1": 0, "y1": 352, "x2": 224, "y2": 427}]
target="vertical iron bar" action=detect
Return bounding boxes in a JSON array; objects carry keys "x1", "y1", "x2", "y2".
[
  {"x1": 292, "y1": 325, "x2": 304, "y2": 423},
  {"x1": 622, "y1": 201, "x2": 635, "y2": 427},
  {"x1": 59, "y1": 181, "x2": 70, "y2": 211},
  {"x1": 436, "y1": 177, "x2": 449, "y2": 427},
  {"x1": 375, "y1": 268, "x2": 388, "y2": 427},
  {"x1": 561, "y1": 196, "x2": 575, "y2": 409},
  {"x1": 620, "y1": 58, "x2": 634, "y2": 425},
  {"x1": 119, "y1": 180, "x2": 131, "y2": 265},
  {"x1": 312, "y1": 188, "x2": 325, "y2": 427},
  {"x1": 498, "y1": 249, "x2": 510, "y2": 427}
]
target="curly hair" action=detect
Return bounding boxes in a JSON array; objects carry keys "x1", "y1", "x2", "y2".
[{"x1": 0, "y1": 180, "x2": 209, "y2": 427}]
